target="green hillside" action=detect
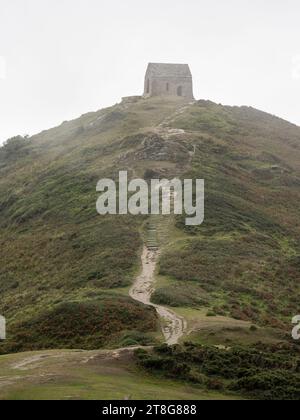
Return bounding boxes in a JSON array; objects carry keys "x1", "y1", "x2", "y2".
[
  {"x1": 0, "y1": 97, "x2": 192, "y2": 352},
  {"x1": 0, "y1": 96, "x2": 300, "y2": 399},
  {"x1": 158, "y1": 101, "x2": 300, "y2": 333}
]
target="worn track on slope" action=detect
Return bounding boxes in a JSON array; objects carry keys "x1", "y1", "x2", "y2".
[
  {"x1": 130, "y1": 246, "x2": 187, "y2": 345},
  {"x1": 130, "y1": 103, "x2": 192, "y2": 345}
]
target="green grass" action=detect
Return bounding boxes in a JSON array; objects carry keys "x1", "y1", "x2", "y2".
[
  {"x1": 0, "y1": 96, "x2": 300, "y2": 400},
  {"x1": 0, "y1": 349, "x2": 239, "y2": 400},
  {"x1": 150, "y1": 100, "x2": 300, "y2": 334},
  {"x1": 0, "y1": 96, "x2": 201, "y2": 352}
]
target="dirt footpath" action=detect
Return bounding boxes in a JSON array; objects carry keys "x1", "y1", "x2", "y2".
[{"x1": 130, "y1": 247, "x2": 187, "y2": 345}]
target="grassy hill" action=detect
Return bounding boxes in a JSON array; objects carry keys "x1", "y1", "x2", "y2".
[
  {"x1": 0, "y1": 96, "x2": 300, "y2": 399},
  {"x1": 0, "y1": 97, "x2": 193, "y2": 352},
  {"x1": 156, "y1": 100, "x2": 300, "y2": 336}
]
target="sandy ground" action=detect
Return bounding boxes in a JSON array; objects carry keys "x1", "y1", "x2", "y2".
[{"x1": 130, "y1": 247, "x2": 187, "y2": 345}]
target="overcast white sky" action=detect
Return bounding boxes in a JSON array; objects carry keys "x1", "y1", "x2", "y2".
[{"x1": 0, "y1": 0, "x2": 300, "y2": 144}]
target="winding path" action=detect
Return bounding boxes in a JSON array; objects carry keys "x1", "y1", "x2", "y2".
[{"x1": 129, "y1": 246, "x2": 187, "y2": 345}]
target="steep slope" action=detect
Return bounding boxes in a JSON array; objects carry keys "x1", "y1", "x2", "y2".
[
  {"x1": 155, "y1": 100, "x2": 300, "y2": 343},
  {"x1": 0, "y1": 97, "x2": 193, "y2": 352},
  {"x1": 0, "y1": 96, "x2": 300, "y2": 355}
]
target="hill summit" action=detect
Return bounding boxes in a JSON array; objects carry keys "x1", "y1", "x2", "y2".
[{"x1": 0, "y1": 96, "x2": 300, "y2": 357}]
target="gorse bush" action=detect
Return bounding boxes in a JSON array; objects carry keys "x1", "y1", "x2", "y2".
[
  {"x1": 0, "y1": 299, "x2": 158, "y2": 354},
  {"x1": 0, "y1": 135, "x2": 31, "y2": 164},
  {"x1": 135, "y1": 342, "x2": 300, "y2": 400}
]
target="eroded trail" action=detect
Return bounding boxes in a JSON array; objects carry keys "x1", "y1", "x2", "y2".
[{"x1": 130, "y1": 247, "x2": 187, "y2": 345}]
